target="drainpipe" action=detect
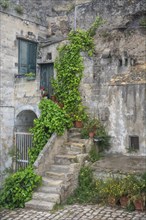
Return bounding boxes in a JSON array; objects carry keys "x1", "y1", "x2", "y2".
[{"x1": 74, "y1": 4, "x2": 77, "y2": 31}]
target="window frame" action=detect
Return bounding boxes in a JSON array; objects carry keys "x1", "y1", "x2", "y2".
[{"x1": 18, "y1": 38, "x2": 37, "y2": 75}]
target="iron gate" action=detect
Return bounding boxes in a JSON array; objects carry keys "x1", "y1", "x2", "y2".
[{"x1": 15, "y1": 132, "x2": 33, "y2": 170}]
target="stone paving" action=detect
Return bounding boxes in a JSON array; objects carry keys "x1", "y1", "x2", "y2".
[{"x1": 0, "y1": 204, "x2": 146, "y2": 220}]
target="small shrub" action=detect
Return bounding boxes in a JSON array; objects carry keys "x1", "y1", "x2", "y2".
[
  {"x1": 0, "y1": 167, "x2": 41, "y2": 209},
  {"x1": 66, "y1": 166, "x2": 97, "y2": 204},
  {"x1": 94, "y1": 125, "x2": 111, "y2": 152},
  {"x1": 126, "y1": 202, "x2": 135, "y2": 212},
  {"x1": 88, "y1": 145, "x2": 103, "y2": 162},
  {"x1": 15, "y1": 5, "x2": 23, "y2": 14},
  {"x1": 139, "y1": 17, "x2": 146, "y2": 27},
  {"x1": 97, "y1": 177, "x2": 121, "y2": 204},
  {"x1": 0, "y1": 0, "x2": 9, "y2": 9}
]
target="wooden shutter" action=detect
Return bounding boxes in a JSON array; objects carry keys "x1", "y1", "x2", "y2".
[
  {"x1": 18, "y1": 40, "x2": 28, "y2": 74},
  {"x1": 18, "y1": 39, "x2": 37, "y2": 74},
  {"x1": 28, "y1": 42, "x2": 37, "y2": 74},
  {"x1": 47, "y1": 64, "x2": 54, "y2": 97},
  {"x1": 40, "y1": 64, "x2": 54, "y2": 98}
]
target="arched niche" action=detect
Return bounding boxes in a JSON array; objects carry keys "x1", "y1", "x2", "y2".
[{"x1": 15, "y1": 110, "x2": 37, "y2": 132}]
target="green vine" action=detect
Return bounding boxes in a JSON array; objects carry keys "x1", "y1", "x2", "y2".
[
  {"x1": 29, "y1": 99, "x2": 72, "y2": 164},
  {"x1": 52, "y1": 17, "x2": 103, "y2": 120}
]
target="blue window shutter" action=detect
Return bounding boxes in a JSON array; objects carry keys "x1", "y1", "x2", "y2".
[
  {"x1": 18, "y1": 39, "x2": 37, "y2": 74},
  {"x1": 18, "y1": 40, "x2": 28, "y2": 74},
  {"x1": 28, "y1": 42, "x2": 37, "y2": 74}
]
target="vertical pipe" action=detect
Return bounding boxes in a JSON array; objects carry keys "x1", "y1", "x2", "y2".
[{"x1": 74, "y1": 3, "x2": 77, "y2": 31}]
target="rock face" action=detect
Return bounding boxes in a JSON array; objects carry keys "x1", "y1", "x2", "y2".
[{"x1": 0, "y1": 0, "x2": 146, "y2": 184}]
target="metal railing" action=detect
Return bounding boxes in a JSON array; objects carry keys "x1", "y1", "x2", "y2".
[{"x1": 15, "y1": 132, "x2": 33, "y2": 171}]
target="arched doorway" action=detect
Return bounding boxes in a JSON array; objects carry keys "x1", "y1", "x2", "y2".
[
  {"x1": 15, "y1": 110, "x2": 37, "y2": 132},
  {"x1": 14, "y1": 110, "x2": 37, "y2": 170}
]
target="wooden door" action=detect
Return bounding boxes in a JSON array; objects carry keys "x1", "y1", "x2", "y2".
[{"x1": 40, "y1": 63, "x2": 54, "y2": 98}]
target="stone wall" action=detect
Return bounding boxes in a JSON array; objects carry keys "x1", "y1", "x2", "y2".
[
  {"x1": 0, "y1": 11, "x2": 47, "y2": 183},
  {"x1": 34, "y1": 131, "x2": 68, "y2": 176},
  {"x1": 79, "y1": 24, "x2": 146, "y2": 154}
]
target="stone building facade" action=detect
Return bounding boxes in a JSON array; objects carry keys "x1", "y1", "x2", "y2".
[{"x1": 0, "y1": 0, "x2": 146, "y2": 184}]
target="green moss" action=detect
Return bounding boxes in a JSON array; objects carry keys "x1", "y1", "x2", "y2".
[
  {"x1": 0, "y1": 0, "x2": 9, "y2": 9},
  {"x1": 14, "y1": 5, "x2": 23, "y2": 15}
]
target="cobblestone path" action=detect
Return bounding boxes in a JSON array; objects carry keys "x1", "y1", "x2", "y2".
[{"x1": 0, "y1": 205, "x2": 146, "y2": 220}]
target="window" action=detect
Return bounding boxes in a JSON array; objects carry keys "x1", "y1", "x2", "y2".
[
  {"x1": 18, "y1": 39, "x2": 37, "y2": 74},
  {"x1": 129, "y1": 136, "x2": 139, "y2": 151}
]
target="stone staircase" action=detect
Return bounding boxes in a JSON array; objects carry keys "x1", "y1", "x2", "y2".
[{"x1": 25, "y1": 128, "x2": 88, "y2": 211}]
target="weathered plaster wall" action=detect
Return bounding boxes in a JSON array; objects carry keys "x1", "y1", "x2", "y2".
[
  {"x1": 80, "y1": 26, "x2": 146, "y2": 154},
  {"x1": 0, "y1": 12, "x2": 47, "y2": 182}
]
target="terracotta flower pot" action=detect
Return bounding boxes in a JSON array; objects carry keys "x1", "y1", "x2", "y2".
[
  {"x1": 108, "y1": 196, "x2": 117, "y2": 207},
  {"x1": 89, "y1": 131, "x2": 95, "y2": 138},
  {"x1": 120, "y1": 196, "x2": 129, "y2": 208},
  {"x1": 51, "y1": 95, "x2": 57, "y2": 102},
  {"x1": 74, "y1": 121, "x2": 83, "y2": 128},
  {"x1": 134, "y1": 199, "x2": 144, "y2": 211}
]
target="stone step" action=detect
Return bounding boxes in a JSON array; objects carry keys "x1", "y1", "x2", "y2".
[
  {"x1": 68, "y1": 128, "x2": 82, "y2": 133},
  {"x1": 32, "y1": 192, "x2": 60, "y2": 203},
  {"x1": 45, "y1": 171, "x2": 66, "y2": 180},
  {"x1": 49, "y1": 164, "x2": 70, "y2": 173},
  {"x1": 64, "y1": 142, "x2": 85, "y2": 154},
  {"x1": 68, "y1": 132, "x2": 81, "y2": 139},
  {"x1": 54, "y1": 154, "x2": 78, "y2": 165},
  {"x1": 25, "y1": 199, "x2": 55, "y2": 211},
  {"x1": 46, "y1": 171, "x2": 73, "y2": 182},
  {"x1": 68, "y1": 138, "x2": 87, "y2": 143},
  {"x1": 37, "y1": 185, "x2": 61, "y2": 194},
  {"x1": 42, "y1": 177, "x2": 63, "y2": 187}
]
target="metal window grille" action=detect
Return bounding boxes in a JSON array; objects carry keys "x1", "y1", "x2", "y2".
[
  {"x1": 129, "y1": 136, "x2": 139, "y2": 150},
  {"x1": 15, "y1": 132, "x2": 33, "y2": 171}
]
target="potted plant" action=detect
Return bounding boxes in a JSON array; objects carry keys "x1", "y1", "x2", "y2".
[
  {"x1": 86, "y1": 117, "x2": 100, "y2": 138},
  {"x1": 118, "y1": 176, "x2": 131, "y2": 208},
  {"x1": 25, "y1": 72, "x2": 36, "y2": 81},
  {"x1": 98, "y1": 177, "x2": 121, "y2": 206},
  {"x1": 94, "y1": 125, "x2": 111, "y2": 152},
  {"x1": 80, "y1": 117, "x2": 100, "y2": 138},
  {"x1": 129, "y1": 176, "x2": 145, "y2": 211},
  {"x1": 131, "y1": 194, "x2": 145, "y2": 211},
  {"x1": 73, "y1": 105, "x2": 87, "y2": 128},
  {"x1": 74, "y1": 114, "x2": 83, "y2": 128},
  {"x1": 121, "y1": 174, "x2": 146, "y2": 211}
]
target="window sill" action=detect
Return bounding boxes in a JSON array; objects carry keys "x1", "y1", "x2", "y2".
[
  {"x1": 15, "y1": 74, "x2": 25, "y2": 78},
  {"x1": 26, "y1": 77, "x2": 36, "y2": 81},
  {"x1": 15, "y1": 74, "x2": 36, "y2": 81}
]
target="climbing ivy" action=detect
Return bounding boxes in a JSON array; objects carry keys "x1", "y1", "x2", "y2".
[
  {"x1": 52, "y1": 17, "x2": 103, "y2": 120},
  {"x1": 29, "y1": 99, "x2": 72, "y2": 164}
]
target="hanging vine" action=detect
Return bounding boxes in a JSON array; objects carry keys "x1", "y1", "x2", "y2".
[{"x1": 52, "y1": 17, "x2": 103, "y2": 120}]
